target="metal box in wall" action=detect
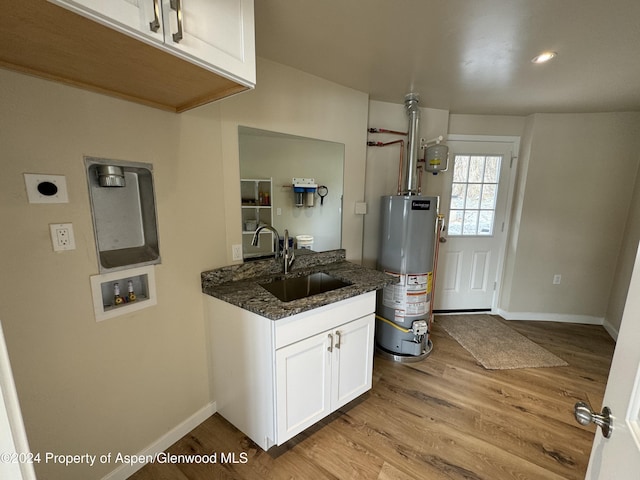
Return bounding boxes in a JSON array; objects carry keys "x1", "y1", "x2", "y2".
[{"x1": 85, "y1": 157, "x2": 160, "y2": 273}]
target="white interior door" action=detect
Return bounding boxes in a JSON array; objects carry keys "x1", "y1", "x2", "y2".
[
  {"x1": 435, "y1": 139, "x2": 517, "y2": 311},
  {"x1": 584, "y1": 246, "x2": 640, "y2": 478}
]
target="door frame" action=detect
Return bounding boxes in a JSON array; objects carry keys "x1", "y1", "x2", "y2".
[
  {"x1": 443, "y1": 134, "x2": 520, "y2": 312},
  {"x1": 0, "y1": 321, "x2": 37, "y2": 480}
]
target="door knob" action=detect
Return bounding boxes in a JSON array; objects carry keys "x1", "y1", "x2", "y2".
[{"x1": 574, "y1": 401, "x2": 613, "y2": 438}]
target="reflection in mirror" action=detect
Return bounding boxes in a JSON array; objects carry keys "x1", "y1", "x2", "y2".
[{"x1": 238, "y1": 126, "x2": 344, "y2": 259}]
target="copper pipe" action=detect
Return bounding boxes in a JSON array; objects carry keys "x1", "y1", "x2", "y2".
[
  {"x1": 429, "y1": 214, "x2": 446, "y2": 329},
  {"x1": 368, "y1": 127, "x2": 408, "y2": 136},
  {"x1": 417, "y1": 165, "x2": 423, "y2": 195},
  {"x1": 367, "y1": 139, "x2": 404, "y2": 196}
]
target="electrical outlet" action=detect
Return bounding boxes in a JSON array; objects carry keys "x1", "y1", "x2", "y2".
[
  {"x1": 553, "y1": 274, "x2": 562, "y2": 285},
  {"x1": 232, "y1": 244, "x2": 243, "y2": 261},
  {"x1": 50, "y1": 223, "x2": 76, "y2": 251}
]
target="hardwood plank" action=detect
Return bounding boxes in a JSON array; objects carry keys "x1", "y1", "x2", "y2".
[
  {"x1": 377, "y1": 461, "x2": 420, "y2": 480},
  {"x1": 129, "y1": 318, "x2": 614, "y2": 479}
]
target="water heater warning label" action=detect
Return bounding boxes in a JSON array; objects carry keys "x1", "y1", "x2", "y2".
[{"x1": 382, "y1": 272, "x2": 432, "y2": 318}]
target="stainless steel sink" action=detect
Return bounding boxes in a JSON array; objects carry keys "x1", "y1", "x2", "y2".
[{"x1": 259, "y1": 272, "x2": 351, "y2": 302}]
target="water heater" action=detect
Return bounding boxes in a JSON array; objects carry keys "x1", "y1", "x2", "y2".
[
  {"x1": 376, "y1": 195, "x2": 438, "y2": 359},
  {"x1": 373, "y1": 93, "x2": 441, "y2": 362}
]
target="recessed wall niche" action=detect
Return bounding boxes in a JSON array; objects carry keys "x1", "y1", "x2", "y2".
[
  {"x1": 89, "y1": 265, "x2": 157, "y2": 321},
  {"x1": 85, "y1": 157, "x2": 161, "y2": 273}
]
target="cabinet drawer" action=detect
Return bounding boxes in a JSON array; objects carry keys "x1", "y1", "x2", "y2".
[{"x1": 274, "y1": 291, "x2": 375, "y2": 349}]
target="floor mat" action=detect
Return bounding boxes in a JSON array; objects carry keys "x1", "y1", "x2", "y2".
[{"x1": 437, "y1": 314, "x2": 569, "y2": 370}]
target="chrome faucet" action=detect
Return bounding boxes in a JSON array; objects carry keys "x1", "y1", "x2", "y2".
[
  {"x1": 283, "y1": 229, "x2": 295, "y2": 274},
  {"x1": 251, "y1": 224, "x2": 295, "y2": 274},
  {"x1": 251, "y1": 224, "x2": 281, "y2": 262}
]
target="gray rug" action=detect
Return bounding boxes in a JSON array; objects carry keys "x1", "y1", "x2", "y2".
[{"x1": 437, "y1": 314, "x2": 568, "y2": 370}]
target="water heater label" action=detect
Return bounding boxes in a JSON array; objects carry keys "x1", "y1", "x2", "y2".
[
  {"x1": 382, "y1": 271, "x2": 431, "y2": 317},
  {"x1": 411, "y1": 200, "x2": 431, "y2": 210}
]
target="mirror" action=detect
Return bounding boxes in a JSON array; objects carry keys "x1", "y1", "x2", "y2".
[{"x1": 238, "y1": 126, "x2": 344, "y2": 259}]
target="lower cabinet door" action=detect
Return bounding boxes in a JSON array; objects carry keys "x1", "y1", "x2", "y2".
[
  {"x1": 275, "y1": 331, "x2": 332, "y2": 444},
  {"x1": 332, "y1": 314, "x2": 375, "y2": 409}
]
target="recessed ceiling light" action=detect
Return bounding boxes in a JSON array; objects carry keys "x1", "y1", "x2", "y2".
[{"x1": 531, "y1": 51, "x2": 557, "y2": 64}]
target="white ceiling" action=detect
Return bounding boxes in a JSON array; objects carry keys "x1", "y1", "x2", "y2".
[{"x1": 254, "y1": 0, "x2": 640, "y2": 115}]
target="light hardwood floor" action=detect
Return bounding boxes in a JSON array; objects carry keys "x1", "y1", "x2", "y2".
[{"x1": 130, "y1": 317, "x2": 615, "y2": 479}]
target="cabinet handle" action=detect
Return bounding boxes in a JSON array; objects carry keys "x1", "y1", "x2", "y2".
[
  {"x1": 149, "y1": 0, "x2": 161, "y2": 32},
  {"x1": 327, "y1": 334, "x2": 333, "y2": 353},
  {"x1": 335, "y1": 331, "x2": 341, "y2": 349},
  {"x1": 170, "y1": 0, "x2": 184, "y2": 43}
]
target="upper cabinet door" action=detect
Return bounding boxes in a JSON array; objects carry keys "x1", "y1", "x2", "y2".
[
  {"x1": 48, "y1": 0, "x2": 165, "y2": 44},
  {"x1": 161, "y1": 0, "x2": 256, "y2": 85},
  {"x1": 48, "y1": 0, "x2": 255, "y2": 87}
]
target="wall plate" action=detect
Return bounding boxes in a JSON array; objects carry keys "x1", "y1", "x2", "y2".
[{"x1": 24, "y1": 173, "x2": 69, "y2": 203}]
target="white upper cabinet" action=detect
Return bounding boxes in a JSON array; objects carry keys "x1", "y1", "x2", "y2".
[
  {"x1": 162, "y1": 0, "x2": 255, "y2": 85},
  {"x1": 49, "y1": 0, "x2": 255, "y2": 86},
  {"x1": 48, "y1": 0, "x2": 165, "y2": 43}
]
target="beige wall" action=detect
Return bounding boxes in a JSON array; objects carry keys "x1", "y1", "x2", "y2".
[
  {"x1": 0, "y1": 69, "x2": 221, "y2": 480},
  {"x1": 499, "y1": 113, "x2": 640, "y2": 323},
  {"x1": 500, "y1": 115, "x2": 535, "y2": 315},
  {"x1": 605, "y1": 160, "x2": 640, "y2": 335},
  {"x1": 0, "y1": 58, "x2": 371, "y2": 480}
]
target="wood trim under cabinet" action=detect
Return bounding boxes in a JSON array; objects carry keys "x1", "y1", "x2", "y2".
[{"x1": 0, "y1": 0, "x2": 250, "y2": 112}]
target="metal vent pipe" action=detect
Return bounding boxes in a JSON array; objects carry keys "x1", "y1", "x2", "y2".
[{"x1": 403, "y1": 93, "x2": 420, "y2": 195}]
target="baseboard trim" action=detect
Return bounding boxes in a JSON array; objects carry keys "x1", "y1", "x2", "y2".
[
  {"x1": 602, "y1": 318, "x2": 619, "y2": 341},
  {"x1": 101, "y1": 401, "x2": 217, "y2": 480},
  {"x1": 494, "y1": 309, "x2": 604, "y2": 326}
]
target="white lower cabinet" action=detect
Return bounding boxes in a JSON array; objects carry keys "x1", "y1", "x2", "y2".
[
  {"x1": 275, "y1": 314, "x2": 374, "y2": 443},
  {"x1": 205, "y1": 291, "x2": 376, "y2": 450}
]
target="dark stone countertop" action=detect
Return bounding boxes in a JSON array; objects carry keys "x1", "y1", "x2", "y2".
[{"x1": 201, "y1": 249, "x2": 397, "y2": 320}]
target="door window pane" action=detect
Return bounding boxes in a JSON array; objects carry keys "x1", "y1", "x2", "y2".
[
  {"x1": 448, "y1": 211, "x2": 463, "y2": 235},
  {"x1": 478, "y1": 211, "x2": 495, "y2": 236},
  {"x1": 468, "y1": 156, "x2": 485, "y2": 182},
  {"x1": 453, "y1": 156, "x2": 469, "y2": 182},
  {"x1": 484, "y1": 156, "x2": 500, "y2": 182},
  {"x1": 463, "y1": 211, "x2": 479, "y2": 235},
  {"x1": 481, "y1": 184, "x2": 497, "y2": 209},
  {"x1": 449, "y1": 154, "x2": 502, "y2": 236},
  {"x1": 451, "y1": 183, "x2": 466, "y2": 209},
  {"x1": 466, "y1": 184, "x2": 481, "y2": 209}
]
